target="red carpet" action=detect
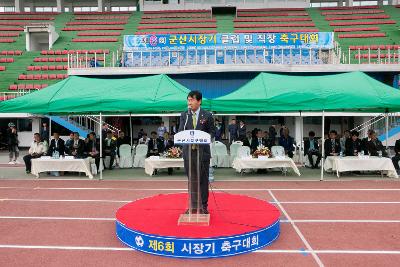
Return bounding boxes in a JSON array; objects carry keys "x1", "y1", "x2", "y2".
[{"x1": 116, "y1": 192, "x2": 280, "y2": 238}]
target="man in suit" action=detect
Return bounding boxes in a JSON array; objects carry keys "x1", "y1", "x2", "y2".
[
  {"x1": 304, "y1": 131, "x2": 321, "y2": 169},
  {"x1": 179, "y1": 90, "x2": 215, "y2": 215},
  {"x1": 238, "y1": 120, "x2": 247, "y2": 142},
  {"x1": 392, "y1": 138, "x2": 400, "y2": 174},
  {"x1": 70, "y1": 132, "x2": 85, "y2": 158},
  {"x1": 251, "y1": 129, "x2": 267, "y2": 153},
  {"x1": 47, "y1": 132, "x2": 65, "y2": 156},
  {"x1": 228, "y1": 118, "x2": 238, "y2": 143},
  {"x1": 279, "y1": 127, "x2": 294, "y2": 158},
  {"x1": 85, "y1": 132, "x2": 100, "y2": 171},
  {"x1": 324, "y1": 130, "x2": 341, "y2": 158},
  {"x1": 147, "y1": 131, "x2": 165, "y2": 157},
  {"x1": 364, "y1": 130, "x2": 387, "y2": 157},
  {"x1": 103, "y1": 130, "x2": 117, "y2": 170},
  {"x1": 243, "y1": 131, "x2": 252, "y2": 148},
  {"x1": 345, "y1": 130, "x2": 362, "y2": 156}
]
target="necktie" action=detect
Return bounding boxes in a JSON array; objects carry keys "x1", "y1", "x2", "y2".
[
  {"x1": 192, "y1": 112, "x2": 197, "y2": 129},
  {"x1": 259, "y1": 138, "x2": 262, "y2": 146}
]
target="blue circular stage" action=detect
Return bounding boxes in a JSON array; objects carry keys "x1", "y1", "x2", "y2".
[{"x1": 116, "y1": 192, "x2": 280, "y2": 259}]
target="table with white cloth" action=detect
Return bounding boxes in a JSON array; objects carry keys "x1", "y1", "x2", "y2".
[
  {"x1": 232, "y1": 157, "x2": 301, "y2": 176},
  {"x1": 324, "y1": 156, "x2": 398, "y2": 178},
  {"x1": 31, "y1": 158, "x2": 93, "y2": 179},
  {"x1": 144, "y1": 157, "x2": 184, "y2": 176}
]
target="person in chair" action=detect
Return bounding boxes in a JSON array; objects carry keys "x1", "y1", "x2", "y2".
[
  {"x1": 47, "y1": 132, "x2": 65, "y2": 157},
  {"x1": 364, "y1": 130, "x2": 387, "y2": 157},
  {"x1": 304, "y1": 131, "x2": 321, "y2": 169},
  {"x1": 70, "y1": 132, "x2": 85, "y2": 158},
  {"x1": 345, "y1": 130, "x2": 362, "y2": 156},
  {"x1": 85, "y1": 132, "x2": 100, "y2": 172},
  {"x1": 147, "y1": 131, "x2": 164, "y2": 157},
  {"x1": 103, "y1": 130, "x2": 117, "y2": 170},
  {"x1": 324, "y1": 130, "x2": 341, "y2": 158}
]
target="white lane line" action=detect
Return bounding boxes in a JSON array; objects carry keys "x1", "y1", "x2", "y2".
[
  {"x1": 268, "y1": 190, "x2": 324, "y2": 267},
  {"x1": 1, "y1": 186, "x2": 400, "y2": 191},
  {"x1": 1, "y1": 245, "x2": 400, "y2": 255},
  {"x1": 0, "y1": 216, "x2": 115, "y2": 221},
  {"x1": 2, "y1": 199, "x2": 400, "y2": 205},
  {"x1": 1, "y1": 216, "x2": 399, "y2": 224}
]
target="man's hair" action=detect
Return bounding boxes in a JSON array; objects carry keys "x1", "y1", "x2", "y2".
[
  {"x1": 151, "y1": 131, "x2": 157, "y2": 135},
  {"x1": 90, "y1": 131, "x2": 96, "y2": 137},
  {"x1": 309, "y1": 131, "x2": 315, "y2": 137},
  {"x1": 188, "y1": 90, "x2": 202, "y2": 101},
  {"x1": 74, "y1": 132, "x2": 79, "y2": 136},
  {"x1": 53, "y1": 131, "x2": 59, "y2": 135},
  {"x1": 329, "y1": 130, "x2": 337, "y2": 135},
  {"x1": 143, "y1": 132, "x2": 147, "y2": 136},
  {"x1": 351, "y1": 130, "x2": 359, "y2": 137},
  {"x1": 368, "y1": 129, "x2": 375, "y2": 135},
  {"x1": 34, "y1": 133, "x2": 40, "y2": 137}
]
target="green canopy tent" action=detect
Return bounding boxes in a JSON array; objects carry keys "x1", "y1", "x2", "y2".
[
  {"x1": 210, "y1": 72, "x2": 400, "y2": 180},
  {"x1": 0, "y1": 74, "x2": 192, "y2": 180},
  {"x1": 210, "y1": 72, "x2": 400, "y2": 113},
  {"x1": 0, "y1": 74, "x2": 191, "y2": 114}
]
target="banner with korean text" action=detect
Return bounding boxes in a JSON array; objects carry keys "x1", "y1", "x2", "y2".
[{"x1": 123, "y1": 32, "x2": 334, "y2": 51}]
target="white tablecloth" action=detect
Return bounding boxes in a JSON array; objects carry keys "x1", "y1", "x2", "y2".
[
  {"x1": 232, "y1": 157, "x2": 301, "y2": 176},
  {"x1": 144, "y1": 158, "x2": 184, "y2": 176},
  {"x1": 31, "y1": 158, "x2": 93, "y2": 179},
  {"x1": 324, "y1": 156, "x2": 398, "y2": 178}
]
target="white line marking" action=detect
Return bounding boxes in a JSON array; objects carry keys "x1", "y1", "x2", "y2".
[
  {"x1": 0, "y1": 216, "x2": 115, "y2": 221},
  {"x1": 0, "y1": 245, "x2": 400, "y2": 255},
  {"x1": 1, "y1": 186, "x2": 400, "y2": 191},
  {"x1": 2, "y1": 199, "x2": 400, "y2": 205},
  {"x1": 1, "y1": 216, "x2": 399, "y2": 224},
  {"x1": 268, "y1": 190, "x2": 324, "y2": 267}
]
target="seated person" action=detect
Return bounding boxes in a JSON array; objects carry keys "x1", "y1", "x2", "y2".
[
  {"x1": 345, "y1": 130, "x2": 362, "y2": 156},
  {"x1": 47, "y1": 132, "x2": 65, "y2": 157},
  {"x1": 392, "y1": 138, "x2": 400, "y2": 174},
  {"x1": 70, "y1": 132, "x2": 85, "y2": 158},
  {"x1": 163, "y1": 132, "x2": 174, "y2": 151},
  {"x1": 64, "y1": 132, "x2": 74, "y2": 155},
  {"x1": 304, "y1": 131, "x2": 321, "y2": 169},
  {"x1": 251, "y1": 129, "x2": 268, "y2": 154},
  {"x1": 23, "y1": 133, "x2": 47, "y2": 174},
  {"x1": 278, "y1": 127, "x2": 294, "y2": 158},
  {"x1": 324, "y1": 130, "x2": 341, "y2": 158},
  {"x1": 85, "y1": 132, "x2": 100, "y2": 172},
  {"x1": 147, "y1": 131, "x2": 165, "y2": 157},
  {"x1": 364, "y1": 130, "x2": 387, "y2": 157},
  {"x1": 116, "y1": 131, "x2": 130, "y2": 156},
  {"x1": 263, "y1": 131, "x2": 274, "y2": 150},
  {"x1": 103, "y1": 130, "x2": 117, "y2": 170},
  {"x1": 138, "y1": 132, "x2": 149, "y2": 145},
  {"x1": 242, "y1": 131, "x2": 252, "y2": 148}
]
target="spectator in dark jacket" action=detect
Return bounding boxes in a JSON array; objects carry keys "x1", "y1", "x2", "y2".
[{"x1": 7, "y1": 122, "x2": 19, "y2": 164}]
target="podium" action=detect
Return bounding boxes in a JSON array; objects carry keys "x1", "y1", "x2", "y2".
[{"x1": 174, "y1": 130, "x2": 211, "y2": 226}]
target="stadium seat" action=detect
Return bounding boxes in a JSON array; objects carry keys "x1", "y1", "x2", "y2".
[
  {"x1": 0, "y1": 66, "x2": 5, "y2": 71},
  {"x1": 338, "y1": 33, "x2": 386, "y2": 38},
  {"x1": 9, "y1": 84, "x2": 17, "y2": 90}
]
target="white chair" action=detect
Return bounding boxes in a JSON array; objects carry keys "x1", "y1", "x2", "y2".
[
  {"x1": 119, "y1": 144, "x2": 133, "y2": 168},
  {"x1": 213, "y1": 141, "x2": 230, "y2": 168},
  {"x1": 238, "y1": 146, "x2": 251, "y2": 158},
  {"x1": 271, "y1": 146, "x2": 285, "y2": 157},
  {"x1": 230, "y1": 141, "x2": 243, "y2": 166},
  {"x1": 133, "y1": 144, "x2": 148, "y2": 168}
]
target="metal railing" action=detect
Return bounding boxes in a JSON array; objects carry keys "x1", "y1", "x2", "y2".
[
  {"x1": 350, "y1": 113, "x2": 400, "y2": 139},
  {"x1": 66, "y1": 115, "x2": 121, "y2": 136}
]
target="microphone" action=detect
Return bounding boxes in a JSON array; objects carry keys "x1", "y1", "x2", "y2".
[{"x1": 184, "y1": 106, "x2": 190, "y2": 130}]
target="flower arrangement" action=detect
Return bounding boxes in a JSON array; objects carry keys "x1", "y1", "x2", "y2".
[
  {"x1": 166, "y1": 147, "x2": 183, "y2": 158},
  {"x1": 253, "y1": 145, "x2": 271, "y2": 158}
]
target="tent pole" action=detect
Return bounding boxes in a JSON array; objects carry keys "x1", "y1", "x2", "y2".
[
  {"x1": 300, "y1": 112, "x2": 303, "y2": 165},
  {"x1": 320, "y1": 110, "x2": 325, "y2": 181},
  {"x1": 49, "y1": 116, "x2": 52, "y2": 141},
  {"x1": 385, "y1": 112, "x2": 389, "y2": 150},
  {"x1": 99, "y1": 112, "x2": 103, "y2": 181},
  {"x1": 129, "y1": 112, "x2": 133, "y2": 148}
]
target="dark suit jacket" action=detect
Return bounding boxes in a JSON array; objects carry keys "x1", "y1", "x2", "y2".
[
  {"x1": 365, "y1": 138, "x2": 387, "y2": 157},
  {"x1": 178, "y1": 108, "x2": 215, "y2": 162},
  {"x1": 164, "y1": 139, "x2": 174, "y2": 151},
  {"x1": 250, "y1": 137, "x2": 272, "y2": 153},
  {"x1": 304, "y1": 138, "x2": 319, "y2": 155},
  {"x1": 103, "y1": 138, "x2": 117, "y2": 156},
  {"x1": 243, "y1": 137, "x2": 252, "y2": 148},
  {"x1": 69, "y1": 139, "x2": 85, "y2": 158},
  {"x1": 345, "y1": 138, "x2": 362, "y2": 156},
  {"x1": 394, "y1": 139, "x2": 400, "y2": 154},
  {"x1": 47, "y1": 138, "x2": 65, "y2": 156},
  {"x1": 324, "y1": 138, "x2": 341, "y2": 157},
  {"x1": 85, "y1": 139, "x2": 100, "y2": 158},
  {"x1": 147, "y1": 138, "x2": 165, "y2": 156},
  {"x1": 279, "y1": 136, "x2": 294, "y2": 152}
]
